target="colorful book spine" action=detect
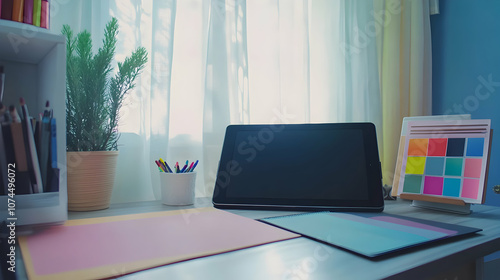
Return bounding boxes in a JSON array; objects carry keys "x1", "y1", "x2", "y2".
[
  {"x1": 50, "y1": 118, "x2": 57, "y2": 168},
  {"x1": 10, "y1": 122, "x2": 29, "y2": 172},
  {"x1": 1, "y1": 123, "x2": 16, "y2": 165},
  {"x1": 12, "y1": 0, "x2": 24, "y2": 22},
  {"x1": 32, "y1": 0, "x2": 41, "y2": 26},
  {"x1": 9, "y1": 123, "x2": 33, "y2": 194},
  {"x1": 1, "y1": 0, "x2": 13, "y2": 20},
  {"x1": 40, "y1": 0, "x2": 48, "y2": 29},
  {"x1": 38, "y1": 118, "x2": 50, "y2": 187},
  {"x1": 19, "y1": 99, "x2": 43, "y2": 193},
  {"x1": 23, "y1": 0, "x2": 33, "y2": 24}
]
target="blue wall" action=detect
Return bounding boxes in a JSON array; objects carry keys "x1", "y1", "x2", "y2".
[{"x1": 431, "y1": 0, "x2": 500, "y2": 206}]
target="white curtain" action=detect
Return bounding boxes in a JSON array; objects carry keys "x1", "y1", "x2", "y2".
[{"x1": 51, "y1": 0, "x2": 383, "y2": 203}]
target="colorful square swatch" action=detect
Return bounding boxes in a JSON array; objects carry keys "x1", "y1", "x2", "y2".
[
  {"x1": 464, "y1": 158, "x2": 482, "y2": 179},
  {"x1": 443, "y1": 178, "x2": 461, "y2": 197},
  {"x1": 445, "y1": 158, "x2": 463, "y2": 176},
  {"x1": 425, "y1": 157, "x2": 444, "y2": 176},
  {"x1": 466, "y1": 138, "x2": 484, "y2": 156},
  {"x1": 462, "y1": 178, "x2": 480, "y2": 200},
  {"x1": 446, "y1": 138, "x2": 465, "y2": 157},
  {"x1": 423, "y1": 176, "x2": 444, "y2": 195},
  {"x1": 428, "y1": 138, "x2": 447, "y2": 156},
  {"x1": 408, "y1": 139, "x2": 428, "y2": 156},
  {"x1": 403, "y1": 175, "x2": 423, "y2": 194},
  {"x1": 406, "y1": 157, "x2": 426, "y2": 174}
]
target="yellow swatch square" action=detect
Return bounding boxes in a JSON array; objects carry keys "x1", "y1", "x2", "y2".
[{"x1": 405, "y1": 157, "x2": 426, "y2": 174}]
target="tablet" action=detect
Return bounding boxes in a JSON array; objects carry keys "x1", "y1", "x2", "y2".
[{"x1": 212, "y1": 123, "x2": 384, "y2": 212}]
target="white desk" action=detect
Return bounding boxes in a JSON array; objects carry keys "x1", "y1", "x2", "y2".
[{"x1": 18, "y1": 198, "x2": 500, "y2": 280}]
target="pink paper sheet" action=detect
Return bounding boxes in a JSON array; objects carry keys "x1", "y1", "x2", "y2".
[{"x1": 20, "y1": 208, "x2": 298, "y2": 279}]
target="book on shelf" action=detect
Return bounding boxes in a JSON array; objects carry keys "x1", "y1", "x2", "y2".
[
  {"x1": 40, "y1": 0, "x2": 48, "y2": 29},
  {"x1": 10, "y1": 122, "x2": 28, "y2": 171},
  {"x1": 23, "y1": 0, "x2": 33, "y2": 24},
  {"x1": 32, "y1": 0, "x2": 40, "y2": 26},
  {"x1": 0, "y1": 98, "x2": 59, "y2": 195},
  {"x1": 12, "y1": 0, "x2": 24, "y2": 22},
  {"x1": 50, "y1": 117, "x2": 57, "y2": 169},
  {"x1": 20, "y1": 99, "x2": 44, "y2": 193},
  {"x1": 0, "y1": 0, "x2": 49, "y2": 29},
  {"x1": 1, "y1": 0, "x2": 14, "y2": 20}
]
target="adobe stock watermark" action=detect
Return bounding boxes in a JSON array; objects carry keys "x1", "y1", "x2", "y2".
[
  {"x1": 211, "y1": 107, "x2": 296, "y2": 198},
  {"x1": 282, "y1": 236, "x2": 336, "y2": 280},
  {"x1": 341, "y1": 1, "x2": 402, "y2": 58},
  {"x1": 442, "y1": 74, "x2": 499, "y2": 115}
]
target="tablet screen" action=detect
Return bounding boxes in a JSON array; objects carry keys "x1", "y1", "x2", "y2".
[
  {"x1": 213, "y1": 123, "x2": 384, "y2": 211},
  {"x1": 227, "y1": 129, "x2": 369, "y2": 200}
]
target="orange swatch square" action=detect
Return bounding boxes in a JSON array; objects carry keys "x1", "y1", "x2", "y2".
[{"x1": 408, "y1": 138, "x2": 428, "y2": 156}]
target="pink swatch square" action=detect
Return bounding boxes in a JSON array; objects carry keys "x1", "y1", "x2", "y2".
[
  {"x1": 464, "y1": 158, "x2": 482, "y2": 178},
  {"x1": 423, "y1": 176, "x2": 444, "y2": 195},
  {"x1": 462, "y1": 178, "x2": 480, "y2": 199}
]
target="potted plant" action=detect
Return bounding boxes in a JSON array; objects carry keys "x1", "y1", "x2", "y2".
[{"x1": 62, "y1": 18, "x2": 148, "y2": 211}]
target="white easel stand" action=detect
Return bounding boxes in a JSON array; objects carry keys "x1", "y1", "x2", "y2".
[{"x1": 411, "y1": 200, "x2": 472, "y2": 215}]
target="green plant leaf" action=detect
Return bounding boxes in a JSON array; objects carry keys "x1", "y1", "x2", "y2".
[{"x1": 63, "y1": 18, "x2": 148, "y2": 151}]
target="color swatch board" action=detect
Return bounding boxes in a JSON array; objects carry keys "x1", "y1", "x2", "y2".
[
  {"x1": 397, "y1": 119, "x2": 491, "y2": 204},
  {"x1": 391, "y1": 115, "x2": 471, "y2": 196},
  {"x1": 261, "y1": 212, "x2": 481, "y2": 258},
  {"x1": 19, "y1": 208, "x2": 299, "y2": 280}
]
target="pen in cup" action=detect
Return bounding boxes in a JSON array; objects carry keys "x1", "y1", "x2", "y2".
[{"x1": 155, "y1": 159, "x2": 198, "y2": 173}]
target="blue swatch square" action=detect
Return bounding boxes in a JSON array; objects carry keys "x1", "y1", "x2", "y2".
[
  {"x1": 425, "y1": 157, "x2": 445, "y2": 176},
  {"x1": 443, "y1": 178, "x2": 461, "y2": 197},
  {"x1": 466, "y1": 138, "x2": 484, "y2": 157},
  {"x1": 446, "y1": 138, "x2": 465, "y2": 157}
]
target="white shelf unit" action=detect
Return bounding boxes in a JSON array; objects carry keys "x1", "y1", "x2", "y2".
[{"x1": 0, "y1": 20, "x2": 67, "y2": 227}]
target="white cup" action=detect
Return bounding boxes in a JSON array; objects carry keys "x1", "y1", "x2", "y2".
[{"x1": 159, "y1": 172, "x2": 197, "y2": 206}]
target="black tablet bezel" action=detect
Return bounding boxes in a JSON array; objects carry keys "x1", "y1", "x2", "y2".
[{"x1": 212, "y1": 123, "x2": 384, "y2": 212}]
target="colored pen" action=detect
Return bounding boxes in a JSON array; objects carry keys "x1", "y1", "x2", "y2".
[
  {"x1": 158, "y1": 159, "x2": 168, "y2": 173},
  {"x1": 175, "y1": 162, "x2": 180, "y2": 173},
  {"x1": 185, "y1": 162, "x2": 194, "y2": 172},
  {"x1": 155, "y1": 160, "x2": 165, "y2": 172},
  {"x1": 180, "y1": 164, "x2": 188, "y2": 173},
  {"x1": 160, "y1": 158, "x2": 173, "y2": 173},
  {"x1": 190, "y1": 160, "x2": 199, "y2": 172},
  {"x1": 155, "y1": 160, "x2": 163, "y2": 172}
]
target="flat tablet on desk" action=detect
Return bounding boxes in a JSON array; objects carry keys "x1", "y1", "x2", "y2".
[{"x1": 212, "y1": 123, "x2": 384, "y2": 212}]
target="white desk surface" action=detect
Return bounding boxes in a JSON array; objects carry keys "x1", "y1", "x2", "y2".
[{"x1": 19, "y1": 198, "x2": 500, "y2": 280}]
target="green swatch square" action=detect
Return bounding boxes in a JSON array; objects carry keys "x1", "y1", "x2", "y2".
[
  {"x1": 445, "y1": 158, "x2": 463, "y2": 176},
  {"x1": 403, "y1": 175, "x2": 423, "y2": 194}
]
